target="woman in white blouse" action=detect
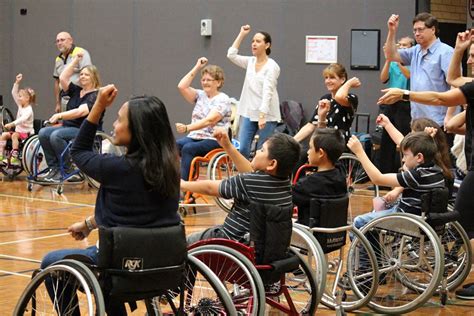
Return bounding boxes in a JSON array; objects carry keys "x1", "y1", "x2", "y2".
[{"x1": 227, "y1": 25, "x2": 281, "y2": 159}]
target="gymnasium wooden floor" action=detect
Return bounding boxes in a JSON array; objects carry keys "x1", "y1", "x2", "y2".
[{"x1": 1, "y1": 174, "x2": 474, "y2": 315}]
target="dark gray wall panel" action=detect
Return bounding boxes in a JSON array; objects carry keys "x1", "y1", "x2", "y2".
[{"x1": 3, "y1": 0, "x2": 416, "y2": 134}]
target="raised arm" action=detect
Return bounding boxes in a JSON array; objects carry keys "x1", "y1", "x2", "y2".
[
  {"x1": 227, "y1": 25, "x2": 252, "y2": 68},
  {"x1": 384, "y1": 15, "x2": 402, "y2": 63},
  {"x1": 214, "y1": 127, "x2": 252, "y2": 173},
  {"x1": 376, "y1": 113, "x2": 404, "y2": 145},
  {"x1": 347, "y1": 135, "x2": 400, "y2": 187},
  {"x1": 398, "y1": 63, "x2": 410, "y2": 79},
  {"x1": 177, "y1": 57, "x2": 207, "y2": 104},
  {"x1": 334, "y1": 77, "x2": 361, "y2": 107},
  {"x1": 59, "y1": 53, "x2": 82, "y2": 92},
  {"x1": 11, "y1": 73, "x2": 22, "y2": 107},
  {"x1": 447, "y1": 30, "x2": 474, "y2": 88},
  {"x1": 380, "y1": 44, "x2": 390, "y2": 83}
]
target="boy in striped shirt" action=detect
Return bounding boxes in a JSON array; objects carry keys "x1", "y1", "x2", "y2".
[
  {"x1": 183, "y1": 128, "x2": 300, "y2": 244},
  {"x1": 347, "y1": 131, "x2": 452, "y2": 229}
]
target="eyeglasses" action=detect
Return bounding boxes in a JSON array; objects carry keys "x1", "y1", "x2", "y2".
[
  {"x1": 413, "y1": 26, "x2": 428, "y2": 34},
  {"x1": 201, "y1": 78, "x2": 216, "y2": 82}
]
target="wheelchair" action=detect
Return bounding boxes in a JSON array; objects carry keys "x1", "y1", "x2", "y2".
[
  {"x1": 0, "y1": 105, "x2": 26, "y2": 180},
  {"x1": 357, "y1": 187, "x2": 471, "y2": 314},
  {"x1": 188, "y1": 202, "x2": 319, "y2": 315},
  {"x1": 14, "y1": 224, "x2": 237, "y2": 315},
  {"x1": 21, "y1": 130, "x2": 122, "y2": 194}
]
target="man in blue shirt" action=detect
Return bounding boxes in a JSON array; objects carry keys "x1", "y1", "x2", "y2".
[{"x1": 384, "y1": 13, "x2": 456, "y2": 128}]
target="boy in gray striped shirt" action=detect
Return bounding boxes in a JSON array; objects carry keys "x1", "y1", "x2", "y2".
[{"x1": 183, "y1": 128, "x2": 300, "y2": 244}]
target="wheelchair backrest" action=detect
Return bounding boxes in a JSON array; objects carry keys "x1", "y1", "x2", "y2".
[
  {"x1": 310, "y1": 195, "x2": 349, "y2": 253},
  {"x1": 249, "y1": 201, "x2": 293, "y2": 265},
  {"x1": 275, "y1": 100, "x2": 306, "y2": 136},
  {"x1": 98, "y1": 223, "x2": 187, "y2": 301},
  {"x1": 421, "y1": 187, "x2": 456, "y2": 236}
]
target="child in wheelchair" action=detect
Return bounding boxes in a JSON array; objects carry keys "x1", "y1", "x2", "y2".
[
  {"x1": 347, "y1": 131, "x2": 452, "y2": 229},
  {"x1": 182, "y1": 128, "x2": 300, "y2": 244},
  {"x1": 292, "y1": 128, "x2": 348, "y2": 226},
  {"x1": 0, "y1": 73, "x2": 35, "y2": 166}
]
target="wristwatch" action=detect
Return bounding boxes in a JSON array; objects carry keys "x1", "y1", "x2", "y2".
[{"x1": 402, "y1": 90, "x2": 410, "y2": 101}]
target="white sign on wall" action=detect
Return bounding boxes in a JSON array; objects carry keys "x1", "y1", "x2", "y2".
[{"x1": 305, "y1": 36, "x2": 338, "y2": 64}]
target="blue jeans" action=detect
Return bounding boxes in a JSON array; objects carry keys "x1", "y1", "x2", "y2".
[
  {"x1": 176, "y1": 137, "x2": 220, "y2": 180},
  {"x1": 353, "y1": 205, "x2": 398, "y2": 230},
  {"x1": 41, "y1": 246, "x2": 99, "y2": 316},
  {"x1": 41, "y1": 246, "x2": 127, "y2": 315},
  {"x1": 38, "y1": 126, "x2": 79, "y2": 170},
  {"x1": 238, "y1": 116, "x2": 278, "y2": 159}
]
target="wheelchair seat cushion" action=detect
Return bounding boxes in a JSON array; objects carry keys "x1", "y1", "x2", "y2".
[
  {"x1": 98, "y1": 224, "x2": 187, "y2": 300},
  {"x1": 249, "y1": 201, "x2": 293, "y2": 265}
]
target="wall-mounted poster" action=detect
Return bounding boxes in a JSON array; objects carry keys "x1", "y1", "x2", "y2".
[{"x1": 305, "y1": 35, "x2": 338, "y2": 64}]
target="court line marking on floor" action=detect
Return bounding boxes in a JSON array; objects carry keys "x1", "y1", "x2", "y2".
[
  {"x1": 0, "y1": 254, "x2": 41, "y2": 263},
  {"x1": 0, "y1": 232, "x2": 70, "y2": 246},
  {"x1": 0, "y1": 269, "x2": 32, "y2": 278},
  {"x1": 0, "y1": 193, "x2": 94, "y2": 208}
]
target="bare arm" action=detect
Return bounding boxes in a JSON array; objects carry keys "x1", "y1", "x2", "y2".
[
  {"x1": 59, "y1": 54, "x2": 82, "y2": 93},
  {"x1": 48, "y1": 103, "x2": 91, "y2": 124},
  {"x1": 230, "y1": 25, "x2": 251, "y2": 50},
  {"x1": 54, "y1": 79, "x2": 61, "y2": 113},
  {"x1": 214, "y1": 127, "x2": 252, "y2": 173},
  {"x1": 378, "y1": 87, "x2": 467, "y2": 107},
  {"x1": 376, "y1": 114, "x2": 404, "y2": 145},
  {"x1": 177, "y1": 57, "x2": 207, "y2": 104},
  {"x1": 180, "y1": 179, "x2": 221, "y2": 197},
  {"x1": 347, "y1": 135, "x2": 400, "y2": 187},
  {"x1": 176, "y1": 110, "x2": 223, "y2": 133},
  {"x1": 447, "y1": 30, "x2": 473, "y2": 88},
  {"x1": 293, "y1": 122, "x2": 316, "y2": 142},
  {"x1": 398, "y1": 63, "x2": 410, "y2": 79},
  {"x1": 380, "y1": 60, "x2": 390, "y2": 83},
  {"x1": 334, "y1": 77, "x2": 360, "y2": 107},
  {"x1": 445, "y1": 110, "x2": 466, "y2": 134},
  {"x1": 384, "y1": 15, "x2": 402, "y2": 63}
]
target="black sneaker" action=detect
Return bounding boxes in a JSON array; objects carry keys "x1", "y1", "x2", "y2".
[
  {"x1": 37, "y1": 168, "x2": 54, "y2": 179},
  {"x1": 455, "y1": 284, "x2": 474, "y2": 300},
  {"x1": 66, "y1": 173, "x2": 84, "y2": 182},
  {"x1": 43, "y1": 170, "x2": 61, "y2": 183}
]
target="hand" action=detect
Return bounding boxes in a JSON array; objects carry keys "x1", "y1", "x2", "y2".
[
  {"x1": 48, "y1": 113, "x2": 62, "y2": 124},
  {"x1": 55, "y1": 101, "x2": 61, "y2": 113},
  {"x1": 258, "y1": 117, "x2": 266, "y2": 130},
  {"x1": 196, "y1": 57, "x2": 208, "y2": 69},
  {"x1": 15, "y1": 73, "x2": 23, "y2": 84},
  {"x1": 213, "y1": 127, "x2": 232, "y2": 148},
  {"x1": 424, "y1": 126, "x2": 438, "y2": 138},
  {"x1": 383, "y1": 189, "x2": 400, "y2": 203},
  {"x1": 74, "y1": 52, "x2": 84, "y2": 63},
  {"x1": 376, "y1": 114, "x2": 391, "y2": 127},
  {"x1": 377, "y1": 88, "x2": 403, "y2": 105},
  {"x1": 347, "y1": 135, "x2": 364, "y2": 156},
  {"x1": 240, "y1": 25, "x2": 251, "y2": 36},
  {"x1": 317, "y1": 99, "x2": 331, "y2": 117},
  {"x1": 347, "y1": 77, "x2": 361, "y2": 88},
  {"x1": 4, "y1": 122, "x2": 14, "y2": 130},
  {"x1": 175, "y1": 123, "x2": 188, "y2": 133},
  {"x1": 95, "y1": 84, "x2": 118, "y2": 110},
  {"x1": 454, "y1": 30, "x2": 474, "y2": 53},
  {"x1": 67, "y1": 220, "x2": 90, "y2": 240},
  {"x1": 387, "y1": 14, "x2": 399, "y2": 32}
]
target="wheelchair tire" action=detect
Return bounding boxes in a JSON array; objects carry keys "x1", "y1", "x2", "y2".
[
  {"x1": 0, "y1": 106, "x2": 15, "y2": 128},
  {"x1": 359, "y1": 213, "x2": 444, "y2": 315},
  {"x1": 159, "y1": 255, "x2": 238, "y2": 315},
  {"x1": 291, "y1": 224, "x2": 327, "y2": 306},
  {"x1": 189, "y1": 244, "x2": 265, "y2": 316},
  {"x1": 338, "y1": 153, "x2": 379, "y2": 198},
  {"x1": 14, "y1": 259, "x2": 105, "y2": 316},
  {"x1": 207, "y1": 152, "x2": 238, "y2": 213}
]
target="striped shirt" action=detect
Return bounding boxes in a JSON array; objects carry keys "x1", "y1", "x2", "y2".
[
  {"x1": 396, "y1": 162, "x2": 446, "y2": 215},
  {"x1": 219, "y1": 171, "x2": 292, "y2": 242}
]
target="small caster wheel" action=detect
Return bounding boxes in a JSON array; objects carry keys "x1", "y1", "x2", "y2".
[
  {"x1": 441, "y1": 292, "x2": 447, "y2": 305},
  {"x1": 57, "y1": 185, "x2": 63, "y2": 195},
  {"x1": 27, "y1": 183, "x2": 33, "y2": 191}
]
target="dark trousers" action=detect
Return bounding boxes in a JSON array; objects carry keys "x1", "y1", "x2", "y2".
[{"x1": 378, "y1": 101, "x2": 411, "y2": 173}]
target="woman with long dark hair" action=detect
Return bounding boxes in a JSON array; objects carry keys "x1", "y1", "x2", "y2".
[{"x1": 40, "y1": 84, "x2": 181, "y2": 314}]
